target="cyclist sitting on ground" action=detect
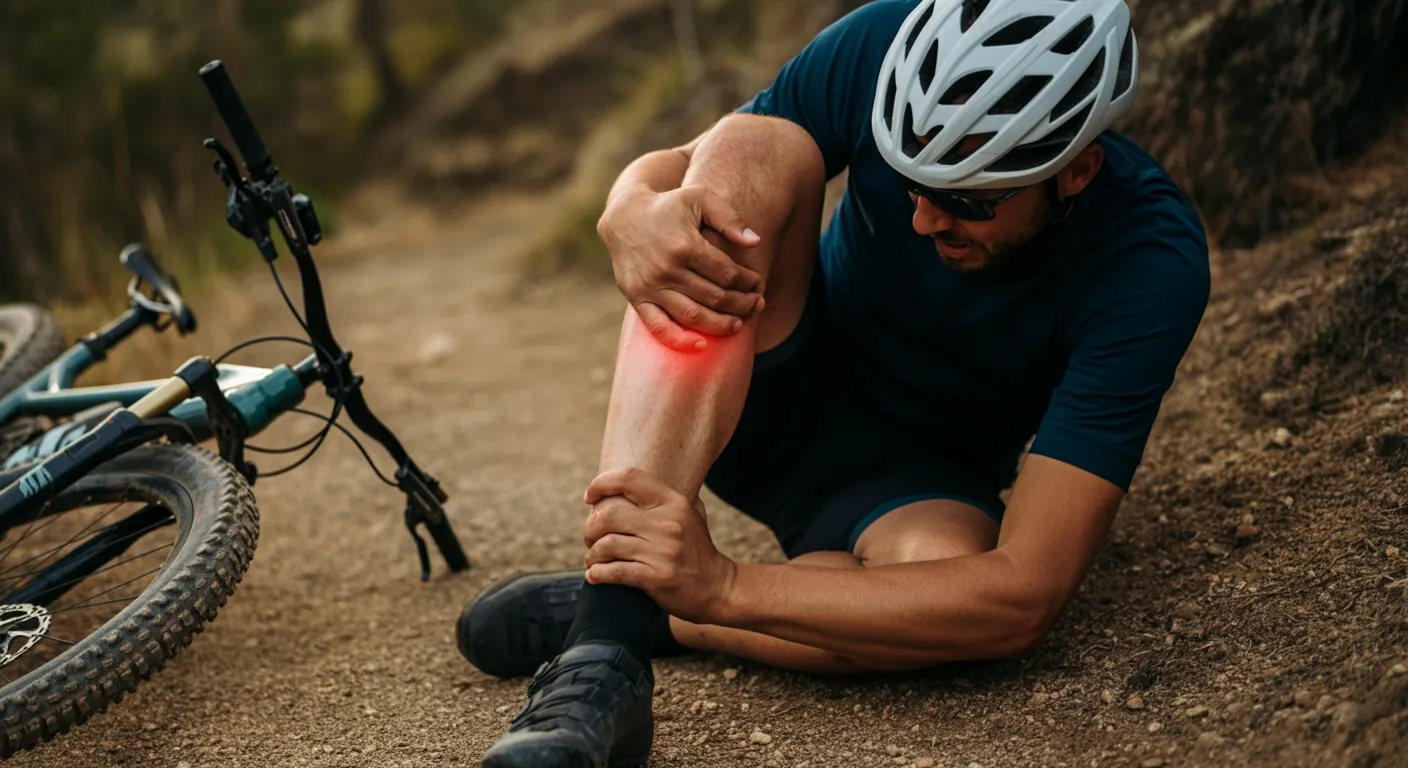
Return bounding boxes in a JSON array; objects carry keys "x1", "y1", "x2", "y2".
[{"x1": 465, "y1": 1, "x2": 1210, "y2": 765}]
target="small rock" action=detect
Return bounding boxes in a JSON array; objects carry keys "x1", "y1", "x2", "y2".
[
  {"x1": 1127, "y1": 695, "x2": 1145, "y2": 711},
  {"x1": 1259, "y1": 390, "x2": 1292, "y2": 410},
  {"x1": 1270, "y1": 427, "x2": 1293, "y2": 448},
  {"x1": 916, "y1": 760, "x2": 936, "y2": 768},
  {"x1": 1205, "y1": 542, "x2": 1231, "y2": 557},
  {"x1": 1235, "y1": 524, "x2": 1261, "y2": 541},
  {"x1": 143, "y1": 722, "x2": 158, "y2": 732},
  {"x1": 417, "y1": 332, "x2": 457, "y2": 364},
  {"x1": 1370, "y1": 403, "x2": 1403, "y2": 420},
  {"x1": 1101, "y1": 690, "x2": 1116, "y2": 704},
  {"x1": 968, "y1": 764, "x2": 984, "y2": 768},
  {"x1": 1388, "y1": 546, "x2": 1401, "y2": 558},
  {"x1": 322, "y1": 745, "x2": 334, "y2": 753},
  {"x1": 722, "y1": 668, "x2": 739, "y2": 680},
  {"x1": 885, "y1": 744, "x2": 901, "y2": 756},
  {"x1": 1173, "y1": 601, "x2": 1202, "y2": 620},
  {"x1": 1142, "y1": 759, "x2": 1167, "y2": 768},
  {"x1": 1196, "y1": 731, "x2": 1224, "y2": 747},
  {"x1": 495, "y1": 704, "x2": 511, "y2": 714},
  {"x1": 1293, "y1": 689, "x2": 1316, "y2": 708},
  {"x1": 178, "y1": 763, "x2": 192, "y2": 768},
  {"x1": 1185, "y1": 705, "x2": 1209, "y2": 718},
  {"x1": 1386, "y1": 663, "x2": 1407, "y2": 678},
  {"x1": 750, "y1": 730, "x2": 773, "y2": 745},
  {"x1": 1148, "y1": 721, "x2": 1163, "y2": 733},
  {"x1": 1240, "y1": 511, "x2": 1256, "y2": 526}
]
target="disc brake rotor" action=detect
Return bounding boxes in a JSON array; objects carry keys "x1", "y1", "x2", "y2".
[{"x1": 0, "y1": 604, "x2": 51, "y2": 667}]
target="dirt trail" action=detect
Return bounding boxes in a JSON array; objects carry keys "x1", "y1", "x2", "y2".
[{"x1": 11, "y1": 185, "x2": 1407, "y2": 768}]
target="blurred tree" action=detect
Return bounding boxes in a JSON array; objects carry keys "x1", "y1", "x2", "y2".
[{"x1": 357, "y1": 0, "x2": 405, "y2": 115}]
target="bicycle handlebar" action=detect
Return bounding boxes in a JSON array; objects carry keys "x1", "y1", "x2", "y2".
[{"x1": 198, "y1": 60, "x2": 275, "y2": 182}]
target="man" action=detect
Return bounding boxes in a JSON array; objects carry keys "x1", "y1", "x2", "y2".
[{"x1": 468, "y1": 0, "x2": 1209, "y2": 765}]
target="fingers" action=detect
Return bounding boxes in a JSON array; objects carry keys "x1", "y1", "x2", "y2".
[
  {"x1": 582, "y1": 497, "x2": 661, "y2": 547},
  {"x1": 633, "y1": 301, "x2": 705, "y2": 351},
  {"x1": 654, "y1": 288, "x2": 748, "y2": 336},
  {"x1": 584, "y1": 533, "x2": 648, "y2": 569},
  {"x1": 586, "y1": 467, "x2": 675, "y2": 507},
  {"x1": 586, "y1": 560, "x2": 653, "y2": 588},
  {"x1": 688, "y1": 232, "x2": 764, "y2": 294},
  {"x1": 698, "y1": 188, "x2": 761, "y2": 249}
]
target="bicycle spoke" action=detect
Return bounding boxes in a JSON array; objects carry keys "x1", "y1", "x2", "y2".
[
  {"x1": 13, "y1": 541, "x2": 173, "y2": 609},
  {"x1": 49, "y1": 560, "x2": 164, "y2": 614},
  {"x1": 0, "y1": 499, "x2": 131, "y2": 583},
  {"x1": 0, "y1": 497, "x2": 67, "y2": 572},
  {"x1": 38, "y1": 635, "x2": 75, "y2": 647},
  {"x1": 46, "y1": 594, "x2": 144, "y2": 615}
]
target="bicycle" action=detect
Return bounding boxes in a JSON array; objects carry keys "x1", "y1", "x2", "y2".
[{"x1": 0, "y1": 60, "x2": 470, "y2": 758}]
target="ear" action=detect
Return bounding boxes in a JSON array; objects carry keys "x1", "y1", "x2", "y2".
[{"x1": 1056, "y1": 142, "x2": 1105, "y2": 198}]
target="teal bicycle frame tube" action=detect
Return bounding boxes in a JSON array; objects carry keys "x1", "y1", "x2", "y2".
[{"x1": 0, "y1": 339, "x2": 311, "y2": 463}]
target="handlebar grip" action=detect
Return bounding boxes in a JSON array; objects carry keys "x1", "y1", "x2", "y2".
[
  {"x1": 198, "y1": 60, "x2": 275, "y2": 181},
  {"x1": 120, "y1": 244, "x2": 198, "y2": 334}
]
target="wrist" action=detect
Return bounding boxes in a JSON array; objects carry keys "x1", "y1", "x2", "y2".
[{"x1": 709, "y1": 559, "x2": 759, "y2": 628}]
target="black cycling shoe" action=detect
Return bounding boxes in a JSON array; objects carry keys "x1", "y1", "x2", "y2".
[
  {"x1": 480, "y1": 641, "x2": 654, "y2": 768},
  {"x1": 458, "y1": 570, "x2": 585, "y2": 678}
]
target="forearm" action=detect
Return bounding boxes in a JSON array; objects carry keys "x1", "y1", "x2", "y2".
[{"x1": 715, "y1": 551, "x2": 1052, "y2": 665}]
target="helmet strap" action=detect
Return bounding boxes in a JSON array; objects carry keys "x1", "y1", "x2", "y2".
[{"x1": 1045, "y1": 177, "x2": 1076, "y2": 223}]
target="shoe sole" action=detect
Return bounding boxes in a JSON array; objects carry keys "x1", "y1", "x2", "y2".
[{"x1": 480, "y1": 723, "x2": 652, "y2": 768}]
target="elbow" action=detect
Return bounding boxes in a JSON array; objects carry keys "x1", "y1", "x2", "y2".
[{"x1": 995, "y1": 597, "x2": 1063, "y2": 660}]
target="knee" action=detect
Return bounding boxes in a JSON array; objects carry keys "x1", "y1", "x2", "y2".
[
  {"x1": 691, "y1": 114, "x2": 827, "y2": 213},
  {"x1": 866, "y1": 533, "x2": 977, "y2": 566}
]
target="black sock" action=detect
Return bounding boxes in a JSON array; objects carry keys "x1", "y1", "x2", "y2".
[
  {"x1": 563, "y1": 582, "x2": 658, "y2": 662},
  {"x1": 651, "y1": 609, "x2": 691, "y2": 658}
]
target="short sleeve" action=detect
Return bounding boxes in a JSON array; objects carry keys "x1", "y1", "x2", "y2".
[
  {"x1": 736, "y1": 1, "x2": 909, "y2": 180},
  {"x1": 1028, "y1": 247, "x2": 1211, "y2": 491}
]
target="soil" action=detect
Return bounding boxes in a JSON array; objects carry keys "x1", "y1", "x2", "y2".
[{"x1": 9, "y1": 174, "x2": 1408, "y2": 766}]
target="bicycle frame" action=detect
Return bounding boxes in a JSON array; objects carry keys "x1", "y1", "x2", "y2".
[{"x1": 0, "y1": 308, "x2": 313, "y2": 472}]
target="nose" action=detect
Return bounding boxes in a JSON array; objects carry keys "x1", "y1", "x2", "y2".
[{"x1": 911, "y1": 195, "x2": 959, "y2": 237}]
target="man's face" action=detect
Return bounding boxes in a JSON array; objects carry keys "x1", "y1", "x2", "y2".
[{"x1": 908, "y1": 183, "x2": 1056, "y2": 273}]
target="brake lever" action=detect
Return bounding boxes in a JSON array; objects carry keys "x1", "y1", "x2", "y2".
[{"x1": 175, "y1": 358, "x2": 257, "y2": 484}]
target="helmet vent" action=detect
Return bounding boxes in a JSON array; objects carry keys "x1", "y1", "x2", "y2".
[
  {"x1": 901, "y1": 105, "x2": 942, "y2": 159},
  {"x1": 983, "y1": 16, "x2": 1054, "y2": 47},
  {"x1": 1051, "y1": 49, "x2": 1105, "y2": 120},
  {"x1": 989, "y1": 75, "x2": 1053, "y2": 115},
  {"x1": 988, "y1": 103, "x2": 1093, "y2": 172},
  {"x1": 1051, "y1": 17, "x2": 1094, "y2": 54},
  {"x1": 940, "y1": 70, "x2": 994, "y2": 104},
  {"x1": 883, "y1": 74, "x2": 899, "y2": 132},
  {"x1": 905, "y1": 2, "x2": 936, "y2": 54},
  {"x1": 961, "y1": 0, "x2": 993, "y2": 32},
  {"x1": 919, "y1": 41, "x2": 940, "y2": 92},
  {"x1": 1113, "y1": 27, "x2": 1135, "y2": 98}
]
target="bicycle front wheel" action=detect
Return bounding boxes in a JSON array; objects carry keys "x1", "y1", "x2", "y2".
[{"x1": 0, "y1": 444, "x2": 259, "y2": 758}]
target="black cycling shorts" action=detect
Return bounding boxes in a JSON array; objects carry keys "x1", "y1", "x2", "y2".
[{"x1": 703, "y1": 278, "x2": 1009, "y2": 559}]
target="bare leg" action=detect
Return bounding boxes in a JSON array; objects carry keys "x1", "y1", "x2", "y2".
[
  {"x1": 598, "y1": 115, "x2": 827, "y2": 494},
  {"x1": 564, "y1": 114, "x2": 826, "y2": 654}
]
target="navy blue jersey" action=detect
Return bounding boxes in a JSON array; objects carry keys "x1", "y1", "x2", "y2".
[{"x1": 737, "y1": 0, "x2": 1210, "y2": 491}]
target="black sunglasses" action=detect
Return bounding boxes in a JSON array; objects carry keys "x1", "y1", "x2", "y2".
[{"x1": 907, "y1": 185, "x2": 1025, "y2": 222}]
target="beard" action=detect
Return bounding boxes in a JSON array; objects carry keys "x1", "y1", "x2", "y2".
[{"x1": 933, "y1": 202, "x2": 1060, "y2": 274}]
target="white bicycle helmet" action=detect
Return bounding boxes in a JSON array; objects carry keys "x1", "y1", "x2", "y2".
[{"x1": 872, "y1": 0, "x2": 1138, "y2": 190}]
